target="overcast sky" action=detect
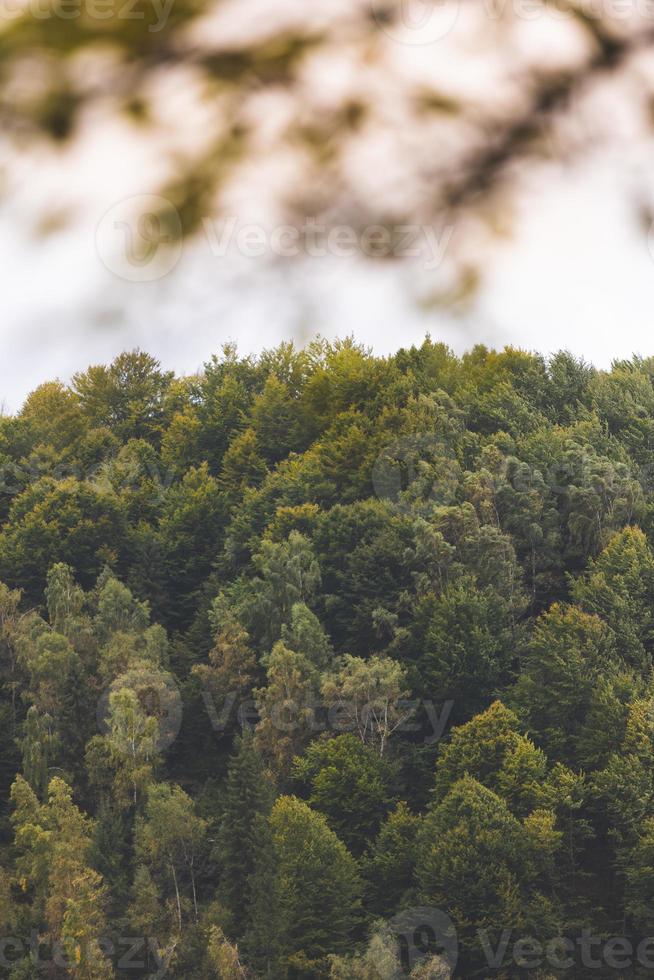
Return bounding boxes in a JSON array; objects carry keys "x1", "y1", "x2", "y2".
[
  {"x1": 3, "y1": 144, "x2": 654, "y2": 413},
  {"x1": 3, "y1": 0, "x2": 654, "y2": 412}
]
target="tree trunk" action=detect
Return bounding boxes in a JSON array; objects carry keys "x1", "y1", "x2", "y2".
[
  {"x1": 171, "y1": 863, "x2": 182, "y2": 934},
  {"x1": 190, "y1": 859, "x2": 199, "y2": 923}
]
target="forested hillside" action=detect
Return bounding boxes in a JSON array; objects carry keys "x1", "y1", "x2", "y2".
[{"x1": 2, "y1": 338, "x2": 654, "y2": 977}]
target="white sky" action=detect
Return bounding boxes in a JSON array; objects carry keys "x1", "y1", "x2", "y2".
[
  {"x1": 3, "y1": 147, "x2": 654, "y2": 412},
  {"x1": 2, "y1": 2, "x2": 654, "y2": 410}
]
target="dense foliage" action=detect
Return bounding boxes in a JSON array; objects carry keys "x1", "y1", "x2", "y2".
[{"x1": 2, "y1": 338, "x2": 654, "y2": 977}]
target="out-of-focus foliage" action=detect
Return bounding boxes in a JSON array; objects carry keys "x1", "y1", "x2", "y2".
[{"x1": 5, "y1": 0, "x2": 654, "y2": 304}]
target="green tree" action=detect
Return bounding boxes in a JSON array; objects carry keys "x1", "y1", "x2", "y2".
[
  {"x1": 282, "y1": 602, "x2": 333, "y2": 671},
  {"x1": 20, "y1": 706, "x2": 58, "y2": 799},
  {"x1": 94, "y1": 571, "x2": 150, "y2": 642},
  {"x1": 270, "y1": 795, "x2": 362, "y2": 975},
  {"x1": 72, "y1": 350, "x2": 174, "y2": 444},
  {"x1": 511, "y1": 604, "x2": 622, "y2": 767},
  {"x1": 99, "y1": 686, "x2": 160, "y2": 805},
  {"x1": 89, "y1": 800, "x2": 132, "y2": 913},
  {"x1": 159, "y1": 463, "x2": 227, "y2": 628},
  {"x1": 571, "y1": 526, "x2": 654, "y2": 673},
  {"x1": 417, "y1": 575, "x2": 517, "y2": 721},
  {"x1": 251, "y1": 375, "x2": 299, "y2": 463},
  {"x1": 45, "y1": 563, "x2": 92, "y2": 657},
  {"x1": 328, "y1": 924, "x2": 403, "y2": 979},
  {"x1": 136, "y1": 782, "x2": 207, "y2": 935},
  {"x1": 241, "y1": 812, "x2": 284, "y2": 977},
  {"x1": 0, "y1": 477, "x2": 126, "y2": 599},
  {"x1": 292, "y1": 734, "x2": 395, "y2": 854},
  {"x1": 432, "y1": 701, "x2": 548, "y2": 816},
  {"x1": 624, "y1": 818, "x2": 654, "y2": 935},
  {"x1": 244, "y1": 531, "x2": 322, "y2": 648},
  {"x1": 207, "y1": 925, "x2": 249, "y2": 978},
  {"x1": 19, "y1": 381, "x2": 87, "y2": 454},
  {"x1": 220, "y1": 428, "x2": 268, "y2": 494},
  {"x1": 192, "y1": 598, "x2": 257, "y2": 735},
  {"x1": 216, "y1": 735, "x2": 274, "y2": 937},
  {"x1": 255, "y1": 641, "x2": 319, "y2": 776},
  {"x1": 417, "y1": 776, "x2": 559, "y2": 973},
  {"x1": 313, "y1": 501, "x2": 415, "y2": 655},
  {"x1": 321, "y1": 655, "x2": 409, "y2": 757},
  {"x1": 362, "y1": 801, "x2": 421, "y2": 917},
  {"x1": 161, "y1": 408, "x2": 203, "y2": 478},
  {"x1": 11, "y1": 776, "x2": 112, "y2": 978}
]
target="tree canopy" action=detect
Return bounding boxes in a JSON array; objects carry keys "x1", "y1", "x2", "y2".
[{"x1": 2, "y1": 338, "x2": 654, "y2": 976}]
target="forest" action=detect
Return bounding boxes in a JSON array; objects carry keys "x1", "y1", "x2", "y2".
[{"x1": 1, "y1": 338, "x2": 654, "y2": 977}]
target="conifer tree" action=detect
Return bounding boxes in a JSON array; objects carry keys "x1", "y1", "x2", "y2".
[{"x1": 216, "y1": 735, "x2": 273, "y2": 937}]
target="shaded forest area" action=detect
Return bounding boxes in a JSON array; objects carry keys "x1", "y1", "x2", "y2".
[{"x1": 2, "y1": 339, "x2": 654, "y2": 976}]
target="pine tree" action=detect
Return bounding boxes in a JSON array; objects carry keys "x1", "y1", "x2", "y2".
[
  {"x1": 241, "y1": 813, "x2": 284, "y2": 977},
  {"x1": 217, "y1": 735, "x2": 273, "y2": 937},
  {"x1": 89, "y1": 801, "x2": 132, "y2": 914},
  {"x1": 362, "y1": 802, "x2": 421, "y2": 916}
]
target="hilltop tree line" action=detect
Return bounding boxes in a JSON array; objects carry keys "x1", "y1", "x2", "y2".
[{"x1": 2, "y1": 339, "x2": 654, "y2": 976}]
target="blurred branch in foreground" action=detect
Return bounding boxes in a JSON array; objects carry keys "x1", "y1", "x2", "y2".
[{"x1": 3, "y1": 0, "x2": 654, "y2": 301}]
